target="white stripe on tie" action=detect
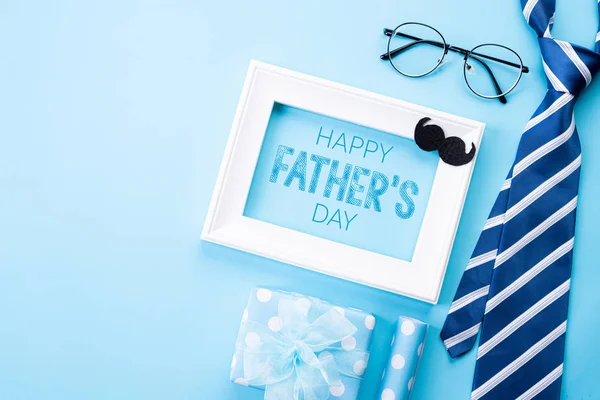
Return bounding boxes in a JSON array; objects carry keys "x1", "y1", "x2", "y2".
[
  {"x1": 543, "y1": 25, "x2": 552, "y2": 39},
  {"x1": 483, "y1": 214, "x2": 505, "y2": 230},
  {"x1": 516, "y1": 364, "x2": 563, "y2": 400},
  {"x1": 543, "y1": 60, "x2": 569, "y2": 92},
  {"x1": 495, "y1": 196, "x2": 577, "y2": 268},
  {"x1": 466, "y1": 249, "x2": 497, "y2": 270},
  {"x1": 525, "y1": 93, "x2": 574, "y2": 132},
  {"x1": 449, "y1": 286, "x2": 490, "y2": 314},
  {"x1": 503, "y1": 155, "x2": 581, "y2": 225},
  {"x1": 481, "y1": 181, "x2": 510, "y2": 231},
  {"x1": 543, "y1": 14, "x2": 555, "y2": 38},
  {"x1": 556, "y1": 40, "x2": 592, "y2": 85},
  {"x1": 477, "y1": 280, "x2": 570, "y2": 360},
  {"x1": 513, "y1": 114, "x2": 575, "y2": 178},
  {"x1": 471, "y1": 322, "x2": 567, "y2": 400},
  {"x1": 486, "y1": 238, "x2": 574, "y2": 314},
  {"x1": 596, "y1": 31, "x2": 600, "y2": 42},
  {"x1": 444, "y1": 323, "x2": 481, "y2": 349},
  {"x1": 523, "y1": 0, "x2": 540, "y2": 22}
]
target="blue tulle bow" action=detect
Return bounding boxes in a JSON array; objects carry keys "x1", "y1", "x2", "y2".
[{"x1": 240, "y1": 297, "x2": 368, "y2": 400}]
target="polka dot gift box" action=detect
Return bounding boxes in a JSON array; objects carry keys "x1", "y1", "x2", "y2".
[
  {"x1": 379, "y1": 316, "x2": 428, "y2": 400},
  {"x1": 230, "y1": 288, "x2": 375, "y2": 399}
]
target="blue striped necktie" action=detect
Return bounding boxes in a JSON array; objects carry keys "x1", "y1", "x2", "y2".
[{"x1": 440, "y1": 1, "x2": 600, "y2": 399}]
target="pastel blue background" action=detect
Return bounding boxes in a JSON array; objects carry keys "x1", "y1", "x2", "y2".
[
  {"x1": 244, "y1": 104, "x2": 438, "y2": 261},
  {"x1": 2, "y1": 1, "x2": 600, "y2": 399}
]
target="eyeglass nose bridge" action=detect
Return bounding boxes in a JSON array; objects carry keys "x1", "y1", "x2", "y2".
[
  {"x1": 442, "y1": 44, "x2": 469, "y2": 59},
  {"x1": 441, "y1": 45, "x2": 475, "y2": 67}
]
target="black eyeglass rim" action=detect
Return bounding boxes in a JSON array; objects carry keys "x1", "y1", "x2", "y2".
[
  {"x1": 386, "y1": 22, "x2": 448, "y2": 78},
  {"x1": 463, "y1": 43, "x2": 525, "y2": 100},
  {"x1": 383, "y1": 22, "x2": 529, "y2": 103}
]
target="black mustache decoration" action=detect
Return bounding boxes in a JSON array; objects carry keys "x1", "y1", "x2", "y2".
[{"x1": 414, "y1": 117, "x2": 476, "y2": 166}]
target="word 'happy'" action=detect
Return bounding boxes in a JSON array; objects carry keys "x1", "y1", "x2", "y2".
[{"x1": 316, "y1": 127, "x2": 394, "y2": 163}]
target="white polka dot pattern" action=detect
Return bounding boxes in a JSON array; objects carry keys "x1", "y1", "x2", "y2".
[
  {"x1": 244, "y1": 332, "x2": 261, "y2": 348},
  {"x1": 341, "y1": 336, "x2": 356, "y2": 350},
  {"x1": 365, "y1": 315, "x2": 376, "y2": 330},
  {"x1": 353, "y1": 359, "x2": 367, "y2": 376},
  {"x1": 391, "y1": 354, "x2": 405, "y2": 369},
  {"x1": 329, "y1": 384, "x2": 345, "y2": 397},
  {"x1": 318, "y1": 351, "x2": 333, "y2": 361},
  {"x1": 296, "y1": 297, "x2": 311, "y2": 314},
  {"x1": 256, "y1": 288, "x2": 272, "y2": 302},
  {"x1": 234, "y1": 377, "x2": 248, "y2": 386},
  {"x1": 378, "y1": 316, "x2": 428, "y2": 400},
  {"x1": 268, "y1": 316, "x2": 282, "y2": 332},
  {"x1": 381, "y1": 388, "x2": 395, "y2": 400},
  {"x1": 400, "y1": 320, "x2": 416, "y2": 336}
]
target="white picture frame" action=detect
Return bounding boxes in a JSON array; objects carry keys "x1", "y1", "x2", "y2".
[{"x1": 202, "y1": 60, "x2": 485, "y2": 304}]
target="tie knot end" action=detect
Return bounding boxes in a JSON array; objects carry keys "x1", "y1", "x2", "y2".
[{"x1": 539, "y1": 37, "x2": 600, "y2": 97}]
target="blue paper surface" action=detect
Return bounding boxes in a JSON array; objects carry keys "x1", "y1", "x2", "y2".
[{"x1": 244, "y1": 104, "x2": 438, "y2": 261}]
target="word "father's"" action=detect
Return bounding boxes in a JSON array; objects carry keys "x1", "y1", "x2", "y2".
[{"x1": 269, "y1": 145, "x2": 419, "y2": 220}]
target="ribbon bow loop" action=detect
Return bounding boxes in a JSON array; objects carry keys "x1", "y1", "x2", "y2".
[{"x1": 240, "y1": 297, "x2": 365, "y2": 400}]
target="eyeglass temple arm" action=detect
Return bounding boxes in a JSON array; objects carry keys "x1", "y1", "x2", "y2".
[
  {"x1": 468, "y1": 55, "x2": 508, "y2": 104},
  {"x1": 380, "y1": 38, "x2": 507, "y2": 104},
  {"x1": 382, "y1": 28, "x2": 529, "y2": 73},
  {"x1": 380, "y1": 39, "x2": 445, "y2": 60},
  {"x1": 380, "y1": 39, "x2": 446, "y2": 61}
]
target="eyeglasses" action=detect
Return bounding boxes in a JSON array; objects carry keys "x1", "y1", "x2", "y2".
[{"x1": 380, "y1": 22, "x2": 529, "y2": 104}]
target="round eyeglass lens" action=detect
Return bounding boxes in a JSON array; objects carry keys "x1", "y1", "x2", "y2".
[
  {"x1": 387, "y1": 23, "x2": 446, "y2": 77},
  {"x1": 464, "y1": 44, "x2": 523, "y2": 98}
]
